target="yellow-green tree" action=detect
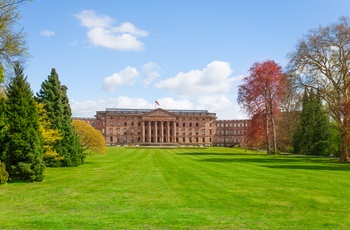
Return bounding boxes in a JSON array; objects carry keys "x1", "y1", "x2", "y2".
[
  {"x1": 37, "y1": 103, "x2": 63, "y2": 166},
  {"x1": 72, "y1": 120, "x2": 106, "y2": 154}
]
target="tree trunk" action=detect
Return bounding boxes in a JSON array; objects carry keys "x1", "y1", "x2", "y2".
[
  {"x1": 265, "y1": 112, "x2": 270, "y2": 154},
  {"x1": 340, "y1": 130, "x2": 350, "y2": 162},
  {"x1": 271, "y1": 114, "x2": 277, "y2": 154}
]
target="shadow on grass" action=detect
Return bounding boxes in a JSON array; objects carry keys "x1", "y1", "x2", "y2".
[
  {"x1": 177, "y1": 152, "x2": 263, "y2": 156},
  {"x1": 261, "y1": 165, "x2": 350, "y2": 171},
  {"x1": 198, "y1": 157, "x2": 302, "y2": 163},
  {"x1": 198, "y1": 157, "x2": 350, "y2": 171}
]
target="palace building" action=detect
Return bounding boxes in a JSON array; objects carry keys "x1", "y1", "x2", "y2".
[{"x1": 74, "y1": 108, "x2": 250, "y2": 147}]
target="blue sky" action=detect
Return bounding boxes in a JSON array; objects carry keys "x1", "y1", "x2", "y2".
[{"x1": 18, "y1": 0, "x2": 350, "y2": 119}]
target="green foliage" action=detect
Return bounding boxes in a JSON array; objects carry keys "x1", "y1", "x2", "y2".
[
  {"x1": 4, "y1": 63, "x2": 45, "y2": 181},
  {"x1": 36, "y1": 68, "x2": 84, "y2": 166},
  {"x1": 0, "y1": 96, "x2": 6, "y2": 161},
  {"x1": 0, "y1": 161, "x2": 8, "y2": 184},
  {"x1": 293, "y1": 89, "x2": 336, "y2": 155},
  {"x1": 0, "y1": 0, "x2": 30, "y2": 68}
]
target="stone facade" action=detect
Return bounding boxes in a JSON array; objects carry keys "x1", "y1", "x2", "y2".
[
  {"x1": 74, "y1": 108, "x2": 249, "y2": 147},
  {"x1": 214, "y1": 119, "x2": 250, "y2": 147}
]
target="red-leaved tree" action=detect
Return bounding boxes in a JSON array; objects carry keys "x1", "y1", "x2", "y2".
[{"x1": 238, "y1": 60, "x2": 286, "y2": 154}]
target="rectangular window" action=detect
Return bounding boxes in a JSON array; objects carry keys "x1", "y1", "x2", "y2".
[
  {"x1": 109, "y1": 128, "x2": 113, "y2": 134},
  {"x1": 124, "y1": 122, "x2": 127, "y2": 126},
  {"x1": 117, "y1": 128, "x2": 120, "y2": 134},
  {"x1": 124, "y1": 128, "x2": 127, "y2": 134},
  {"x1": 110, "y1": 121, "x2": 113, "y2": 126},
  {"x1": 131, "y1": 122, "x2": 134, "y2": 126}
]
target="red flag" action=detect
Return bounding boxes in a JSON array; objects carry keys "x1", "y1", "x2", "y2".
[{"x1": 155, "y1": 101, "x2": 160, "y2": 105}]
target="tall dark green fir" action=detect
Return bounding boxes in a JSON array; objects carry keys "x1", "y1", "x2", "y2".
[
  {"x1": 293, "y1": 89, "x2": 333, "y2": 155},
  {"x1": 60, "y1": 84, "x2": 84, "y2": 166},
  {"x1": 36, "y1": 69, "x2": 84, "y2": 166},
  {"x1": 4, "y1": 63, "x2": 45, "y2": 181}
]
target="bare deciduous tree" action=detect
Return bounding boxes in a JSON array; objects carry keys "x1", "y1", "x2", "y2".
[{"x1": 288, "y1": 16, "x2": 350, "y2": 161}]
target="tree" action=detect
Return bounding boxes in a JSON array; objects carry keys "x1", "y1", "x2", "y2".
[
  {"x1": 0, "y1": 0, "x2": 30, "y2": 70},
  {"x1": 0, "y1": 160, "x2": 8, "y2": 184},
  {"x1": 287, "y1": 16, "x2": 350, "y2": 161},
  {"x1": 0, "y1": 81, "x2": 6, "y2": 161},
  {"x1": 72, "y1": 120, "x2": 106, "y2": 154},
  {"x1": 293, "y1": 89, "x2": 333, "y2": 155},
  {"x1": 238, "y1": 60, "x2": 286, "y2": 154},
  {"x1": 36, "y1": 68, "x2": 84, "y2": 166},
  {"x1": 3, "y1": 63, "x2": 45, "y2": 181},
  {"x1": 244, "y1": 113, "x2": 266, "y2": 150},
  {"x1": 59, "y1": 84, "x2": 84, "y2": 166},
  {"x1": 37, "y1": 103, "x2": 63, "y2": 167}
]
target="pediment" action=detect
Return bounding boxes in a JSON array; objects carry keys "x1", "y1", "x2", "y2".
[{"x1": 142, "y1": 108, "x2": 176, "y2": 120}]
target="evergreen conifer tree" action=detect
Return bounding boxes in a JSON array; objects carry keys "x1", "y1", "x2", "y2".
[
  {"x1": 0, "y1": 66, "x2": 6, "y2": 161},
  {"x1": 0, "y1": 96, "x2": 6, "y2": 162},
  {"x1": 60, "y1": 85, "x2": 84, "y2": 166},
  {"x1": 36, "y1": 69, "x2": 84, "y2": 166},
  {"x1": 293, "y1": 89, "x2": 332, "y2": 155},
  {"x1": 4, "y1": 63, "x2": 45, "y2": 181}
]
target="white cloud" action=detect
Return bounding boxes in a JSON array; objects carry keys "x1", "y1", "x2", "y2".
[
  {"x1": 156, "y1": 61, "x2": 239, "y2": 97},
  {"x1": 195, "y1": 95, "x2": 247, "y2": 120},
  {"x1": 141, "y1": 62, "x2": 161, "y2": 87},
  {"x1": 102, "y1": 66, "x2": 140, "y2": 91},
  {"x1": 154, "y1": 97, "x2": 193, "y2": 109},
  {"x1": 74, "y1": 10, "x2": 113, "y2": 28},
  {"x1": 71, "y1": 97, "x2": 153, "y2": 117},
  {"x1": 74, "y1": 10, "x2": 148, "y2": 51},
  {"x1": 71, "y1": 96, "x2": 246, "y2": 120},
  {"x1": 40, "y1": 30, "x2": 55, "y2": 37}
]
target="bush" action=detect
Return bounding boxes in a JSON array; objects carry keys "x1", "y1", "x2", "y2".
[
  {"x1": 0, "y1": 161, "x2": 9, "y2": 185},
  {"x1": 312, "y1": 140, "x2": 332, "y2": 156}
]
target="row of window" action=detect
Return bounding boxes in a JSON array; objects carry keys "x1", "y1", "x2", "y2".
[
  {"x1": 216, "y1": 122, "x2": 249, "y2": 128},
  {"x1": 107, "y1": 116, "x2": 208, "y2": 121},
  {"x1": 108, "y1": 136, "x2": 212, "y2": 143},
  {"x1": 104, "y1": 128, "x2": 212, "y2": 135},
  {"x1": 216, "y1": 130, "x2": 246, "y2": 135},
  {"x1": 215, "y1": 137, "x2": 242, "y2": 143},
  {"x1": 104, "y1": 121, "x2": 211, "y2": 128}
]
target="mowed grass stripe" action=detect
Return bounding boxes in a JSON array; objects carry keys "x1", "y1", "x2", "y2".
[{"x1": 1, "y1": 147, "x2": 350, "y2": 229}]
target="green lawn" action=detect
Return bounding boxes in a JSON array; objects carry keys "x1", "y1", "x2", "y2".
[{"x1": 1, "y1": 147, "x2": 350, "y2": 229}]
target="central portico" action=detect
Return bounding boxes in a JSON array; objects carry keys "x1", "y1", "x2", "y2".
[{"x1": 141, "y1": 109, "x2": 177, "y2": 143}]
